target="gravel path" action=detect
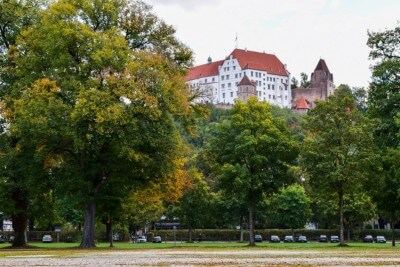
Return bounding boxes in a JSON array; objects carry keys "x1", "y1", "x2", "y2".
[{"x1": 1, "y1": 249, "x2": 400, "y2": 266}]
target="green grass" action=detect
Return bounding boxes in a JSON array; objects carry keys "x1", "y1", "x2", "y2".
[{"x1": 0, "y1": 241, "x2": 398, "y2": 250}]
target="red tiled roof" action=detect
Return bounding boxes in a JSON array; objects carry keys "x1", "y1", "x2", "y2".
[
  {"x1": 237, "y1": 74, "x2": 255, "y2": 86},
  {"x1": 186, "y1": 60, "x2": 224, "y2": 81},
  {"x1": 230, "y1": 49, "x2": 289, "y2": 76},
  {"x1": 293, "y1": 96, "x2": 309, "y2": 109}
]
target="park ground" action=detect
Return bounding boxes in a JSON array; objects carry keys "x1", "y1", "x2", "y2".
[{"x1": 0, "y1": 242, "x2": 400, "y2": 266}]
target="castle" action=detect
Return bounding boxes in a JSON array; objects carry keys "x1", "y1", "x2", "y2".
[
  {"x1": 186, "y1": 48, "x2": 291, "y2": 108},
  {"x1": 291, "y1": 59, "x2": 335, "y2": 113}
]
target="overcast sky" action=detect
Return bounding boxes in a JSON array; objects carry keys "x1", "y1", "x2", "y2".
[{"x1": 146, "y1": 0, "x2": 399, "y2": 88}]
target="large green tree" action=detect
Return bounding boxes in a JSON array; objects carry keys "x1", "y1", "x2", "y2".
[
  {"x1": 0, "y1": 0, "x2": 51, "y2": 247},
  {"x1": 301, "y1": 89, "x2": 376, "y2": 246},
  {"x1": 209, "y1": 97, "x2": 298, "y2": 246},
  {"x1": 367, "y1": 25, "x2": 400, "y2": 246},
  {"x1": 6, "y1": 0, "x2": 195, "y2": 248}
]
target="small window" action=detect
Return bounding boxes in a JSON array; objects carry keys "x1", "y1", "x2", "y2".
[
  {"x1": 272, "y1": 85, "x2": 275, "y2": 90},
  {"x1": 228, "y1": 83, "x2": 231, "y2": 88},
  {"x1": 226, "y1": 75, "x2": 230, "y2": 79},
  {"x1": 223, "y1": 93, "x2": 225, "y2": 98},
  {"x1": 221, "y1": 76, "x2": 225, "y2": 80},
  {"x1": 233, "y1": 66, "x2": 236, "y2": 70},
  {"x1": 230, "y1": 92, "x2": 233, "y2": 97},
  {"x1": 221, "y1": 84, "x2": 225, "y2": 89}
]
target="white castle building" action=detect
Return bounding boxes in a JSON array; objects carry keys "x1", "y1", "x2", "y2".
[{"x1": 186, "y1": 48, "x2": 291, "y2": 108}]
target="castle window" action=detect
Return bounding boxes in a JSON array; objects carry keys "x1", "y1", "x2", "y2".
[
  {"x1": 212, "y1": 77, "x2": 215, "y2": 82},
  {"x1": 272, "y1": 85, "x2": 275, "y2": 90},
  {"x1": 233, "y1": 66, "x2": 236, "y2": 70},
  {"x1": 269, "y1": 95, "x2": 271, "y2": 99},
  {"x1": 273, "y1": 95, "x2": 276, "y2": 99},
  {"x1": 251, "y1": 71, "x2": 253, "y2": 77},
  {"x1": 223, "y1": 93, "x2": 225, "y2": 98},
  {"x1": 226, "y1": 75, "x2": 229, "y2": 79},
  {"x1": 285, "y1": 96, "x2": 288, "y2": 100},
  {"x1": 205, "y1": 79, "x2": 207, "y2": 83},
  {"x1": 230, "y1": 92, "x2": 233, "y2": 97},
  {"x1": 235, "y1": 74, "x2": 238, "y2": 78},
  {"x1": 268, "y1": 84, "x2": 270, "y2": 90},
  {"x1": 221, "y1": 76, "x2": 225, "y2": 80},
  {"x1": 221, "y1": 84, "x2": 225, "y2": 89},
  {"x1": 228, "y1": 83, "x2": 231, "y2": 88}
]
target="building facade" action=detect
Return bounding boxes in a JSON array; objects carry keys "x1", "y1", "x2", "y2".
[
  {"x1": 186, "y1": 48, "x2": 291, "y2": 108},
  {"x1": 291, "y1": 59, "x2": 335, "y2": 112}
]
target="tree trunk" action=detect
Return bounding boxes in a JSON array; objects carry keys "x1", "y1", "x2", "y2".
[
  {"x1": 105, "y1": 221, "x2": 111, "y2": 242},
  {"x1": 79, "y1": 199, "x2": 96, "y2": 248},
  {"x1": 12, "y1": 214, "x2": 27, "y2": 247},
  {"x1": 339, "y1": 189, "x2": 345, "y2": 246},
  {"x1": 188, "y1": 225, "x2": 192, "y2": 242},
  {"x1": 11, "y1": 190, "x2": 28, "y2": 247},
  {"x1": 239, "y1": 215, "x2": 244, "y2": 242},
  {"x1": 248, "y1": 205, "x2": 255, "y2": 246},
  {"x1": 28, "y1": 217, "x2": 35, "y2": 231},
  {"x1": 391, "y1": 212, "x2": 396, "y2": 247},
  {"x1": 109, "y1": 218, "x2": 114, "y2": 248}
]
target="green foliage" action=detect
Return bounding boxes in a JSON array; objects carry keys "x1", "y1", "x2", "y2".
[
  {"x1": 367, "y1": 25, "x2": 400, "y2": 246},
  {"x1": 208, "y1": 97, "x2": 298, "y2": 244},
  {"x1": 300, "y1": 72, "x2": 310, "y2": 88},
  {"x1": 267, "y1": 184, "x2": 312, "y2": 230},
  {"x1": 302, "y1": 88, "x2": 377, "y2": 244},
  {"x1": 291, "y1": 77, "x2": 299, "y2": 89},
  {"x1": 169, "y1": 172, "x2": 216, "y2": 231},
  {"x1": 1, "y1": 0, "x2": 196, "y2": 248},
  {"x1": 367, "y1": 25, "x2": 400, "y2": 148}
]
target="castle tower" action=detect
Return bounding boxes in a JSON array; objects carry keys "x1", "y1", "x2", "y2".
[
  {"x1": 237, "y1": 74, "x2": 256, "y2": 103},
  {"x1": 310, "y1": 59, "x2": 335, "y2": 100}
]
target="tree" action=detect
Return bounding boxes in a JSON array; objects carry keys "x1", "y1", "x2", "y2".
[
  {"x1": 7, "y1": 0, "x2": 195, "y2": 248},
  {"x1": 267, "y1": 184, "x2": 311, "y2": 236},
  {"x1": 291, "y1": 77, "x2": 299, "y2": 89},
  {"x1": 208, "y1": 97, "x2": 298, "y2": 246},
  {"x1": 367, "y1": 25, "x2": 400, "y2": 148},
  {"x1": 169, "y1": 172, "x2": 215, "y2": 242},
  {"x1": 301, "y1": 89, "x2": 376, "y2": 246},
  {"x1": 367, "y1": 25, "x2": 400, "y2": 246},
  {"x1": 300, "y1": 72, "x2": 310, "y2": 88},
  {"x1": 0, "y1": 0, "x2": 51, "y2": 247}
]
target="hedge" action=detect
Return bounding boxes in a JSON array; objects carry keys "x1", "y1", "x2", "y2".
[
  {"x1": 1, "y1": 229, "x2": 399, "y2": 243},
  {"x1": 147, "y1": 229, "x2": 400, "y2": 242}
]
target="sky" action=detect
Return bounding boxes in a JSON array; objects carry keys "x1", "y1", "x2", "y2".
[{"x1": 146, "y1": 0, "x2": 399, "y2": 88}]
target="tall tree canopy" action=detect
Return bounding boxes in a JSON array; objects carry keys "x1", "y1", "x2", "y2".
[
  {"x1": 2, "y1": 0, "x2": 196, "y2": 248},
  {"x1": 301, "y1": 89, "x2": 376, "y2": 246},
  {"x1": 208, "y1": 97, "x2": 298, "y2": 246},
  {"x1": 367, "y1": 25, "x2": 400, "y2": 246},
  {"x1": 367, "y1": 25, "x2": 400, "y2": 148}
]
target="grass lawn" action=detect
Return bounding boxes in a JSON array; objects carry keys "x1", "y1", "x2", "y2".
[{"x1": 0, "y1": 241, "x2": 398, "y2": 251}]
